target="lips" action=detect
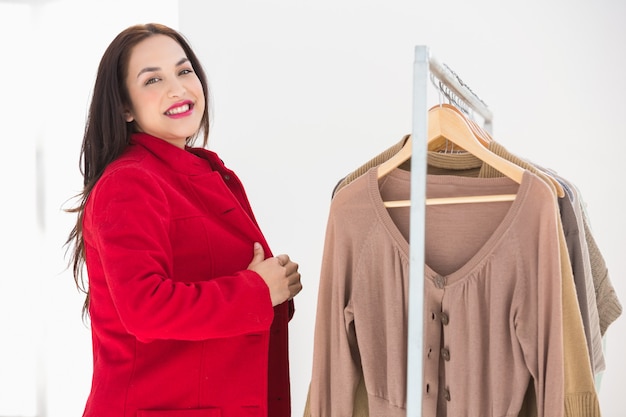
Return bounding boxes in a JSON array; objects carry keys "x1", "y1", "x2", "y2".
[{"x1": 165, "y1": 101, "x2": 194, "y2": 116}]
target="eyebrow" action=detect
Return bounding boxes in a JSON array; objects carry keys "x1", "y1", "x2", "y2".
[{"x1": 136, "y1": 57, "x2": 190, "y2": 78}]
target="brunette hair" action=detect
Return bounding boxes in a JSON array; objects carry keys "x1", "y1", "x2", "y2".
[{"x1": 65, "y1": 23, "x2": 211, "y2": 317}]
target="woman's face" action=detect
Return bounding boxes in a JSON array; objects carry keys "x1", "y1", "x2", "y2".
[{"x1": 124, "y1": 34, "x2": 205, "y2": 148}]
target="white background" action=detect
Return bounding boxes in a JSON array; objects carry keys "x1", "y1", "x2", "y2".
[{"x1": 0, "y1": 0, "x2": 624, "y2": 416}]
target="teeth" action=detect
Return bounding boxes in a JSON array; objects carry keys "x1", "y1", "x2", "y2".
[{"x1": 166, "y1": 104, "x2": 190, "y2": 115}]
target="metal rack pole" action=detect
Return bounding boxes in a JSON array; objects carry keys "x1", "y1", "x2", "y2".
[
  {"x1": 406, "y1": 44, "x2": 429, "y2": 417},
  {"x1": 405, "y1": 45, "x2": 494, "y2": 416}
]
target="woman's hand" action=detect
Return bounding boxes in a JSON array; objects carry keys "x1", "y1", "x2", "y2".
[{"x1": 247, "y1": 242, "x2": 302, "y2": 306}]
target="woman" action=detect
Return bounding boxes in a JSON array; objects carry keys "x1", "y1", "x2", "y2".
[{"x1": 66, "y1": 23, "x2": 302, "y2": 417}]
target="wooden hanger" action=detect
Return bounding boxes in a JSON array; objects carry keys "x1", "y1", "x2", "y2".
[
  {"x1": 379, "y1": 105, "x2": 524, "y2": 207},
  {"x1": 377, "y1": 135, "x2": 413, "y2": 179},
  {"x1": 428, "y1": 105, "x2": 525, "y2": 182},
  {"x1": 428, "y1": 103, "x2": 492, "y2": 151},
  {"x1": 430, "y1": 104, "x2": 565, "y2": 198}
]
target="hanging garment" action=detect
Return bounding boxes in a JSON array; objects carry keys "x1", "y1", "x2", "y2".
[
  {"x1": 534, "y1": 167, "x2": 623, "y2": 337},
  {"x1": 472, "y1": 143, "x2": 621, "y2": 337},
  {"x1": 424, "y1": 145, "x2": 603, "y2": 416},
  {"x1": 453, "y1": 143, "x2": 611, "y2": 376},
  {"x1": 550, "y1": 172, "x2": 605, "y2": 374},
  {"x1": 308, "y1": 167, "x2": 566, "y2": 417},
  {"x1": 584, "y1": 218, "x2": 622, "y2": 335}
]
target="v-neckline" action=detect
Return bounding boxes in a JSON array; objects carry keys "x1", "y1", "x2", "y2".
[{"x1": 366, "y1": 167, "x2": 534, "y2": 284}]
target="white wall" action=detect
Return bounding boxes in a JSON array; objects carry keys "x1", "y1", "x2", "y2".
[
  {"x1": 0, "y1": 4, "x2": 40, "y2": 416},
  {"x1": 0, "y1": 0, "x2": 623, "y2": 416}
]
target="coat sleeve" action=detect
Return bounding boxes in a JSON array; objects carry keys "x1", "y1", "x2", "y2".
[{"x1": 83, "y1": 165, "x2": 275, "y2": 342}]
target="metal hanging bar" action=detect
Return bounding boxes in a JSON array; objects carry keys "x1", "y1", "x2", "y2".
[
  {"x1": 428, "y1": 55, "x2": 493, "y2": 133},
  {"x1": 405, "y1": 45, "x2": 494, "y2": 416}
]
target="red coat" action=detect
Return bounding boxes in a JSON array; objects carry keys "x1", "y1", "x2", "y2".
[{"x1": 82, "y1": 133, "x2": 294, "y2": 417}]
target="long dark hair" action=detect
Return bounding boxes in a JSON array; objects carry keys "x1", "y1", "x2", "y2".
[{"x1": 65, "y1": 23, "x2": 211, "y2": 318}]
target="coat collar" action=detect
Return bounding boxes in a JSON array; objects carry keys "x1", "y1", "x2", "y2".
[{"x1": 130, "y1": 133, "x2": 231, "y2": 176}]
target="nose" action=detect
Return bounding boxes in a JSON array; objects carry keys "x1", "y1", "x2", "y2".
[{"x1": 167, "y1": 78, "x2": 186, "y2": 98}]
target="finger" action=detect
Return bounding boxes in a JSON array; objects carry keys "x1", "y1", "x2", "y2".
[
  {"x1": 287, "y1": 269, "x2": 301, "y2": 285},
  {"x1": 275, "y1": 254, "x2": 289, "y2": 267},
  {"x1": 288, "y1": 277, "x2": 303, "y2": 298},
  {"x1": 284, "y1": 261, "x2": 299, "y2": 275},
  {"x1": 249, "y1": 242, "x2": 265, "y2": 266}
]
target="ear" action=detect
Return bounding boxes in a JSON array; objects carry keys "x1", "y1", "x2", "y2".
[{"x1": 124, "y1": 110, "x2": 134, "y2": 123}]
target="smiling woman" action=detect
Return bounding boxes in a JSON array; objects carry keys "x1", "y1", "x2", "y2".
[{"x1": 63, "y1": 23, "x2": 302, "y2": 417}]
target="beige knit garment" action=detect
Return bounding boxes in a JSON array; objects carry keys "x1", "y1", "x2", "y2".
[
  {"x1": 423, "y1": 142, "x2": 602, "y2": 416},
  {"x1": 309, "y1": 168, "x2": 566, "y2": 417}
]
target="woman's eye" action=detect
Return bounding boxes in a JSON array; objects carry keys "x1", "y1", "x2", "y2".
[
  {"x1": 180, "y1": 69, "x2": 193, "y2": 76},
  {"x1": 145, "y1": 77, "x2": 160, "y2": 85}
]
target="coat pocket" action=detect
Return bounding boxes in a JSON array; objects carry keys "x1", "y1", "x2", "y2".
[
  {"x1": 137, "y1": 408, "x2": 221, "y2": 417},
  {"x1": 137, "y1": 406, "x2": 261, "y2": 417}
]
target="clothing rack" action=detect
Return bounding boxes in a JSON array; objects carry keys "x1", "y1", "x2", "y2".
[{"x1": 406, "y1": 46, "x2": 493, "y2": 416}]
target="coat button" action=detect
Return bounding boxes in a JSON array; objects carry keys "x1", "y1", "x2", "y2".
[
  {"x1": 443, "y1": 388, "x2": 451, "y2": 401},
  {"x1": 441, "y1": 347, "x2": 450, "y2": 361},
  {"x1": 434, "y1": 275, "x2": 446, "y2": 289},
  {"x1": 440, "y1": 312, "x2": 449, "y2": 325},
  {"x1": 223, "y1": 174, "x2": 231, "y2": 180}
]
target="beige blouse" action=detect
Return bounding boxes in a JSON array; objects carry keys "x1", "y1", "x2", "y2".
[{"x1": 309, "y1": 168, "x2": 565, "y2": 417}]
